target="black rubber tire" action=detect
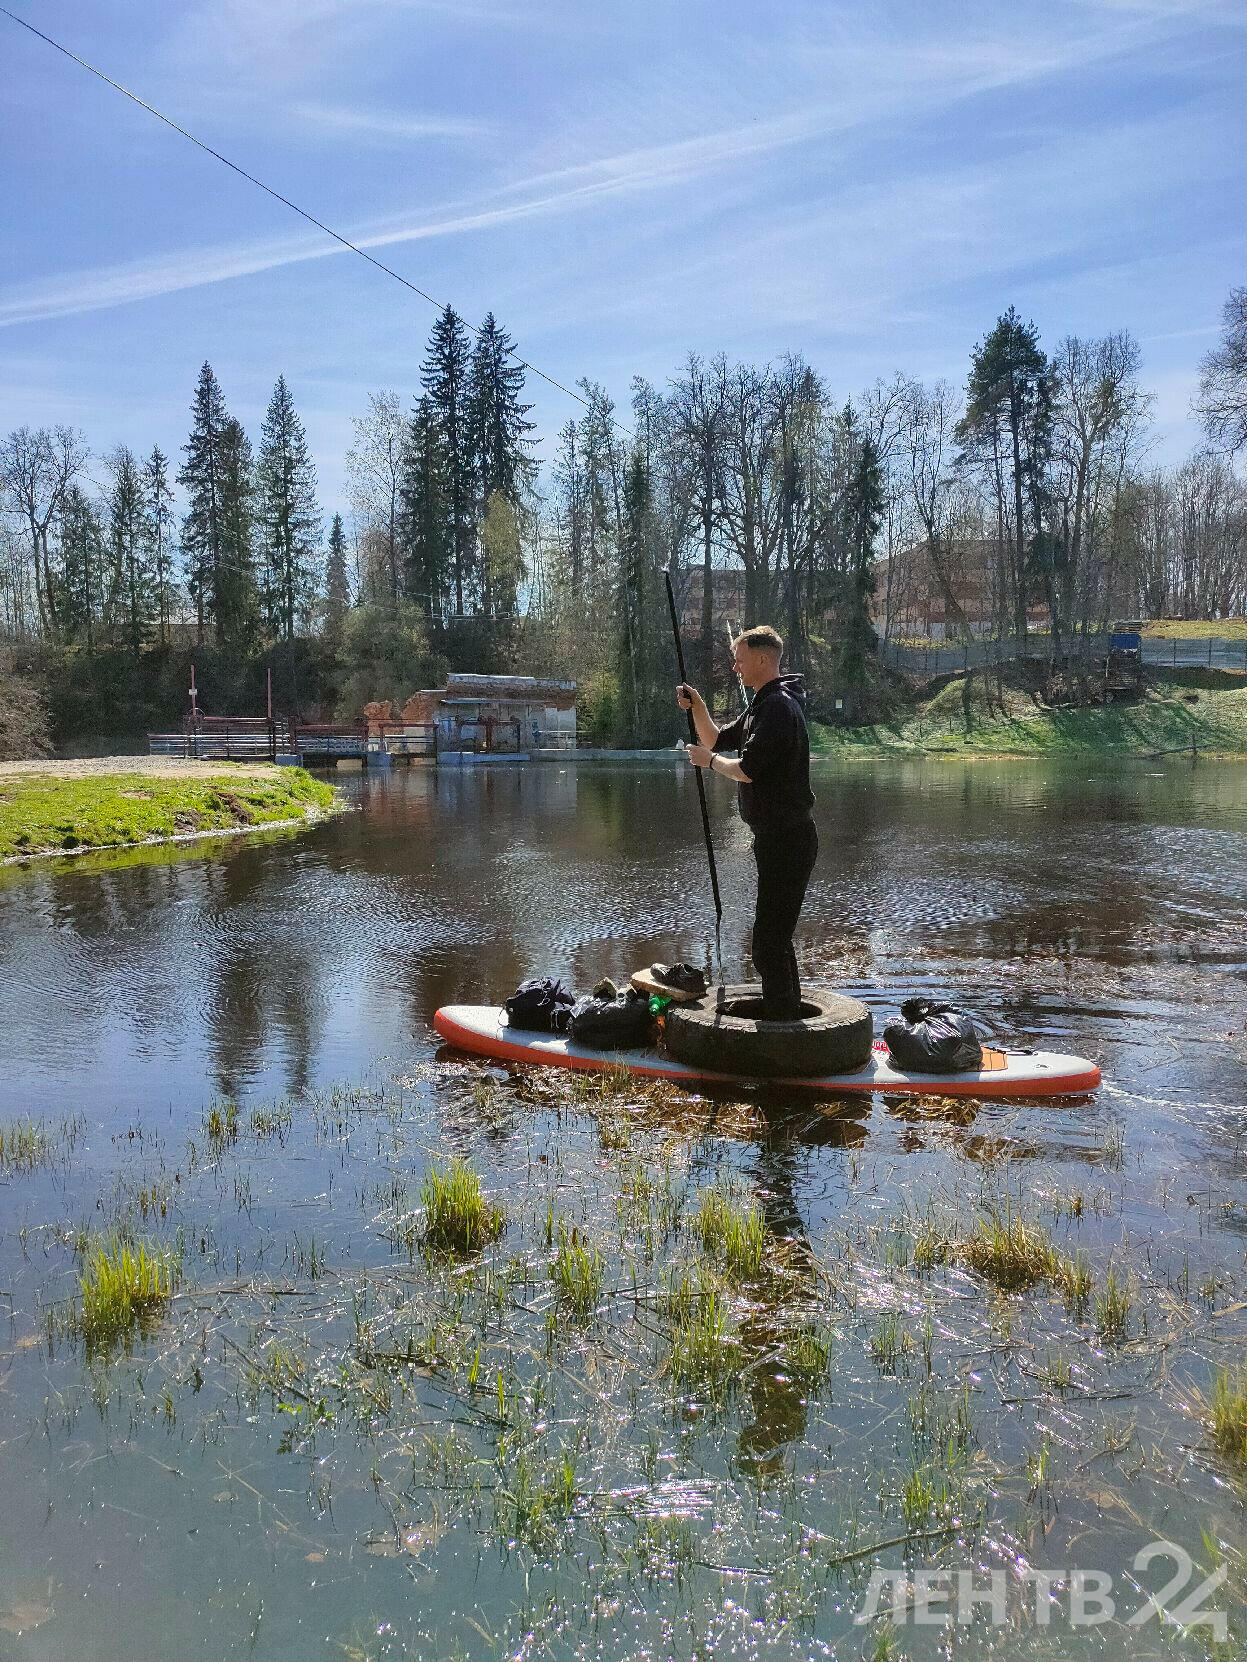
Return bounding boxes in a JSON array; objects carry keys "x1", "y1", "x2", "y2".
[{"x1": 663, "y1": 983, "x2": 874, "y2": 1078}]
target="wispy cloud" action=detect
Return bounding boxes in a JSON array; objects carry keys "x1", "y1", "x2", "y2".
[
  {"x1": 0, "y1": 105, "x2": 852, "y2": 330},
  {"x1": 286, "y1": 102, "x2": 495, "y2": 145},
  {"x1": 1, "y1": 0, "x2": 1237, "y2": 345}
]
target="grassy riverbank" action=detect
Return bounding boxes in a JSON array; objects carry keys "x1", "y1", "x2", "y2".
[
  {"x1": 813, "y1": 670, "x2": 1247, "y2": 759},
  {"x1": 1140, "y1": 617, "x2": 1247, "y2": 640},
  {"x1": 0, "y1": 758, "x2": 337, "y2": 860}
]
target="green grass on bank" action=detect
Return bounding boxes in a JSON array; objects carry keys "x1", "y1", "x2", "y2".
[
  {"x1": 0, "y1": 766, "x2": 336, "y2": 860},
  {"x1": 811, "y1": 672, "x2": 1247, "y2": 759},
  {"x1": 1139, "y1": 617, "x2": 1247, "y2": 642}
]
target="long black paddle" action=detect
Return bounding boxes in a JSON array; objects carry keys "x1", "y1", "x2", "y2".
[{"x1": 665, "y1": 569, "x2": 723, "y2": 930}]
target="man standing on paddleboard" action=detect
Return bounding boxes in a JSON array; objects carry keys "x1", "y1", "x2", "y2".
[{"x1": 677, "y1": 625, "x2": 816, "y2": 1022}]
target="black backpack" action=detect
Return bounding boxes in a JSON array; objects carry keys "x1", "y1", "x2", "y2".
[
  {"x1": 568, "y1": 988, "x2": 655, "y2": 1050},
  {"x1": 883, "y1": 998, "x2": 983, "y2": 1073},
  {"x1": 504, "y1": 978, "x2": 576, "y2": 1033}
]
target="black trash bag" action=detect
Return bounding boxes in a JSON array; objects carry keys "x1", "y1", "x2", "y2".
[
  {"x1": 504, "y1": 978, "x2": 576, "y2": 1033},
  {"x1": 883, "y1": 998, "x2": 983, "y2": 1073},
  {"x1": 569, "y1": 988, "x2": 655, "y2": 1050}
]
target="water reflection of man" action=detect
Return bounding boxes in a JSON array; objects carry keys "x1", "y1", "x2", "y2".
[{"x1": 677, "y1": 626, "x2": 817, "y2": 1021}]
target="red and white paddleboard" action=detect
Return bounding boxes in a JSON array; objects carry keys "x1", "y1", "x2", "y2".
[{"x1": 433, "y1": 1005, "x2": 1101, "y2": 1100}]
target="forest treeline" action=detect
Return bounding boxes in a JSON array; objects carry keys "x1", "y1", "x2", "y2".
[{"x1": 2, "y1": 287, "x2": 1245, "y2": 751}]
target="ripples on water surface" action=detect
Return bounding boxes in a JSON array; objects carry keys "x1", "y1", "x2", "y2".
[{"x1": 0, "y1": 756, "x2": 1245, "y2": 1660}]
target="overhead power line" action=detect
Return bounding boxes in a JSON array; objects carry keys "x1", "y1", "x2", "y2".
[{"x1": 0, "y1": 5, "x2": 631, "y2": 433}]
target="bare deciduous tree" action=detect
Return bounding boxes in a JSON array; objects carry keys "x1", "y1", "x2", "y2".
[
  {"x1": 1194, "y1": 286, "x2": 1247, "y2": 455},
  {"x1": 345, "y1": 390, "x2": 405, "y2": 604},
  {"x1": 0, "y1": 425, "x2": 88, "y2": 635}
]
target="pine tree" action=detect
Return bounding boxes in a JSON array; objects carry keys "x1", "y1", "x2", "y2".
[
  {"x1": 106, "y1": 445, "x2": 153, "y2": 654},
  {"x1": 420, "y1": 306, "x2": 474, "y2": 616},
  {"x1": 178, "y1": 362, "x2": 228, "y2": 647},
  {"x1": 58, "y1": 484, "x2": 105, "y2": 650},
  {"x1": 325, "y1": 512, "x2": 350, "y2": 639},
  {"x1": 257, "y1": 376, "x2": 321, "y2": 642},
  {"x1": 399, "y1": 394, "x2": 451, "y2": 624},
  {"x1": 957, "y1": 307, "x2": 1055, "y2": 641},
  {"x1": 141, "y1": 446, "x2": 176, "y2": 646}
]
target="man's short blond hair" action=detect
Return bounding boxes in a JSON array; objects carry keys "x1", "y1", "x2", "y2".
[{"x1": 734, "y1": 624, "x2": 784, "y2": 658}]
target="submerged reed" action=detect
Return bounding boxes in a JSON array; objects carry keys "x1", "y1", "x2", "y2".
[{"x1": 0, "y1": 1119, "x2": 49, "y2": 1171}]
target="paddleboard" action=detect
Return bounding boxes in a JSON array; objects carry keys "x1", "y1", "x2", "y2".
[{"x1": 433, "y1": 1005, "x2": 1102, "y2": 1099}]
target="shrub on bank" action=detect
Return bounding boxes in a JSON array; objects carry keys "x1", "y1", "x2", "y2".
[{"x1": 0, "y1": 649, "x2": 52, "y2": 760}]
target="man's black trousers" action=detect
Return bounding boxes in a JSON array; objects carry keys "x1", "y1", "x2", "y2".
[{"x1": 750, "y1": 817, "x2": 818, "y2": 1022}]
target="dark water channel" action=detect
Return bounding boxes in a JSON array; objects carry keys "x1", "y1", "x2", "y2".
[{"x1": 1, "y1": 757, "x2": 1245, "y2": 1660}]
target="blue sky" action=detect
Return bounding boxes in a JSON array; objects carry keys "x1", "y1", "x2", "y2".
[{"x1": 2, "y1": 0, "x2": 1245, "y2": 519}]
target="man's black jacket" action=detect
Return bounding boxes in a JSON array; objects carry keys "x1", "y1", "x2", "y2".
[{"x1": 712, "y1": 674, "x2": 815, "y2": 836}]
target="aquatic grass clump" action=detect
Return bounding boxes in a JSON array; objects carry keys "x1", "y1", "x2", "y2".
[
  {"x1": 551, "y1": 1223, "x2": 605, "y2": 1319},
  {"x1": 1210, "y1": 1366, "x2": 1247, "y2": 1462},
  {"x1": 870, "y1": 1312, "x2": 913, "y2": 1375},
  {"x1": 250, "y1": 1098, "x2": 293, "y2": 1138},
  {"x1": 419, "y1": 1158, "x2": 505, "y2": 1255},
  {"x1": 668, "y1": 1283, "x2": 740, "y2": 1394},
  {"x1": 962, "y1": 1206, "x2": 1091, "y2": 1313},
  {"x1": 962, "y1": 1209, "x2": 1059, "y2": 1291},
  {"x1": 616, "y1": 1156, "x2": 683, "y2": 1242},
  {"x1": 79, "y1": 1238, "x2": 180, "y2": 1349},
  {"x1": 204, "y1": 1098, "x2": 240, "y2": 1144},
  {"x1": 0, "y1": 1119, "x2": 50, "y2": 1171},
  {"x1": 784, "y1": 1325, "x2": 834, "y2": 1389},
  {"x1": 493, "y1": 1448, "x2": 578, "y2": 1551},
  {"x1": 1095, "y1": 1265, "x2": 1133, "y2": 1344},
  {"x1": 693, "y1": 1183, "x2": 765, "y2": 1281}
]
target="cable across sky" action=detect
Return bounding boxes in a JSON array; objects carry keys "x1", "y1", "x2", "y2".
[{"x1": 0, "y1": 4, "x2": 633, "y2": 435}]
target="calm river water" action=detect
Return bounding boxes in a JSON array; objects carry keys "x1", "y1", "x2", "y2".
[{"x1": 0, "y1": 757, "x2": 1245, "y2": 1660}]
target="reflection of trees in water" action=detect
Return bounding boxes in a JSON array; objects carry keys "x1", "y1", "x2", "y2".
[
  {"x1": 205, "y1": 937, "x2": 326, "y2": 1100},
  {"x1": 198, "y1": 841, "x2": 327, "y2": 1099}
]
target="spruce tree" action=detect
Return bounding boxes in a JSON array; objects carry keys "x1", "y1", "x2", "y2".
[
  {"x1": 468, "y1": 313, "x2": 536, "y2": 511},
  {"x1": 178, "y1": 362, "x2": 228, "y2": 646},
  {"x1": 106, "y1": 445, "x2": 153, "y2": 655},
  {"x1": 325, "y1": 511, "x2": 350, "y2": 639},
  {"x1": 257, "y1": 375, "x2": 321, "y2": 642},
  {"x1": 552, "y1": 420, "x2": 586, "y2": 592},
  {"x1": 399, "y1": 394, "x2": 451, "y2": 625},
  {"x1": 479, "y1": 491, "x2": 525, "y2": 620},
  {"x1": 618, "y1": 448, "x2": 662, "y2": 742},
  {"x1": 838, "y1": 419, "x2": 884, "y2": 711},
  {"x1": 141, "y1": 446, "x2": 176, "y2": 647},
  {"x1": 420, "y1": 305, "x2": 474, "y2": 616},
  {"x1": 218, "y1": 417, "x2": 260, "y2": 649},
  {"x1": 58, "y1": 484, "x2": 105, "y2": 650}
]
